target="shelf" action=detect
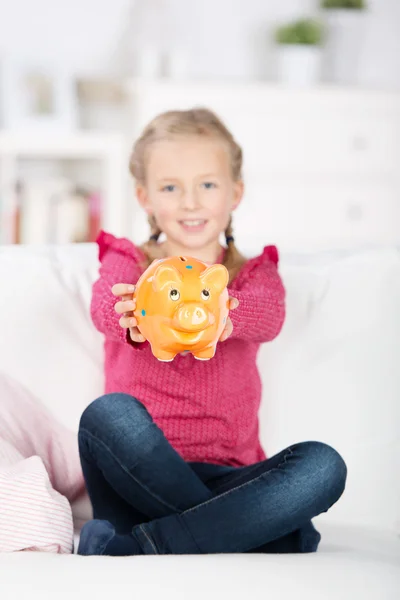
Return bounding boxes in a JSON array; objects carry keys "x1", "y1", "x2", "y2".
[
  {"x1": 125, "y1": 78, "x2": 400, "y2": 104},
  {"x1": 0, "y1": 131, "x2": 126, "y2": 158},
  {"x1": 0, "y1": 131, "x2": 128, "y2": 241}
]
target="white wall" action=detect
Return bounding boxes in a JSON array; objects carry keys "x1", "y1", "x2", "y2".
[{"x1": 0, "y1": 0, "x2": 399, "y2": 87}]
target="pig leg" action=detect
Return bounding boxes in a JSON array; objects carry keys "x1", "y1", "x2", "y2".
[
  {"x1": 155, "y1": 350, "x2": 176, "y2": 362},
  {"x1": 193, "y1": 346, "x2": 216, "y2": 361}
]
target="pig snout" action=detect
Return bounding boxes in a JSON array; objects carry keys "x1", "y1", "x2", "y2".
[{"x1": 173, "y1": 303, "x2": 212, "y2": 332}]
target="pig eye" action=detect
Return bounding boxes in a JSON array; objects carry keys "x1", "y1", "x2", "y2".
[
  {"x1": 169, "y1": 288, "x2": 180, "y2": 301},
  {"x1": 201, "y1": 289, "x2": 210, "y2": 301}
]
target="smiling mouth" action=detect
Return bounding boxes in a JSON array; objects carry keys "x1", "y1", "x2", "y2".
[{"x1": 179, "y1": 219, "x2": 208, "y2": 230}]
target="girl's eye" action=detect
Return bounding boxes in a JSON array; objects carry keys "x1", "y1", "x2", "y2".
[
  {"x1": 162, "y1": 184, "x2": 176, "y2": 193},
  {"x1": 201, "y1": 182, "x2": 216, "y2": 190},
  {"x1": 169, "y1": 289, "x2": 180, "y2": 301},
  {"x1": 201, "y1": 289, "x2": 210, "y2": 301}
]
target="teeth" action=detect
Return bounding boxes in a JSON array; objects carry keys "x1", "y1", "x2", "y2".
[{"x1": 182, "y1": 220, "x2": 205, "y2": 226}]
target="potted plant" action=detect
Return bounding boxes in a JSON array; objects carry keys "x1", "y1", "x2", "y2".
[
  {"x1": 321, "y1": 0, "x2": 367, "y2": 84},
  {"x1": 274, "y1": 18, "x2": 324, "y2": 86}
]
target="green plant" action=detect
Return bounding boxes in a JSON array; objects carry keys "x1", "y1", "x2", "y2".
[
  {"x1": 321, "y1": 0, "x2": 366, "y2": 8},
  {"x1": 274, "y1": 18, "x2": 323, "y2": 46}
]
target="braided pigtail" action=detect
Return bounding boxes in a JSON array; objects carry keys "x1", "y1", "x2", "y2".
[
  {"x1": 140, "y1": 215, "x2": 164, "y2": 266},
  {"x1": 222, "y1": 216, "x2": 247, "y2": 284}
]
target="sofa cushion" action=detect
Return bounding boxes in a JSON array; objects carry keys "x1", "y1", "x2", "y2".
[
  {"x1": 0, "y1": 243, "x2": 399, "y2": 534},
  {"x1": 0, "y1": 244, "x2": 103, "y2": 431}
]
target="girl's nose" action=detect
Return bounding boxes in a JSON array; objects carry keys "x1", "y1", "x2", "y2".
[{"x1": 181, "y1": 190, "x2": 200, "y2": 210}]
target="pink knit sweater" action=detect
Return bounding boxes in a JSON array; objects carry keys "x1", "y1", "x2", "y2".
[{"x1": 91, "y1": 231, "x2": 286, "y2": 467}]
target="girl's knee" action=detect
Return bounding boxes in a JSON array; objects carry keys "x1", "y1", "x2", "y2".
[
  {"x1": 78, "y1": 394, "x2": 159, "y2": 467},
  {"x1": 299, "y1": 441, "x2": 347, "y2": 501},
  {"x1": 79, "y1": 393, "x2": 150, "y2": 434}
]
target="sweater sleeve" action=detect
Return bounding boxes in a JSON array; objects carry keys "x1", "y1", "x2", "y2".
[
  {"x1": 90, "y1": 231, "x2": 146, "y2": 345},
  {"x1": 228, "y1": 246, "x2": 285, "y2": 344}
]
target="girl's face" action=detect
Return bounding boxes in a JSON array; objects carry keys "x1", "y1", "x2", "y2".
[{"x1": 136, "y1": 136, "x2": 243, "y2": 253}]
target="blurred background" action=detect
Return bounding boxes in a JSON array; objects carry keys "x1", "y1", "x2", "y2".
[{"x1": 0, "y1": 0, "x2": 399, "y2": 255}]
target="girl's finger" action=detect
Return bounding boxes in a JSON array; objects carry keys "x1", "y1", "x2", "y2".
[
  {"x1": 129, "y1": 328, "x2": 146, "y2": 343},
  {"x1": 229, "y1": 297, "x2": 239, "y2": 310},
  {"x1": 112, "y1": 283, "x2": 135, "y2": 297},
  {"x1": 220, "y1": 329, "x2": 229, "y2": 342},
  {"x1": 114, "y1": 299, "x2": 136, "y2": 315},
  {"x1": 220, "y1": 318, "x2": 233, "y2": 342},
  {"x1": 119, "y1": 315, "x2": 137, "y2": 329}
]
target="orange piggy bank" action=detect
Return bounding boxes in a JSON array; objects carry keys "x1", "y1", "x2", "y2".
[{"x1": 133, "y1": 256, "x2": 229, "y2": 362}]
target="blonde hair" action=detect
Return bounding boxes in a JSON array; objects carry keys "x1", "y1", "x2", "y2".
[{"x1": 129, "y1": 108, "x2": 247, "y2": 283}]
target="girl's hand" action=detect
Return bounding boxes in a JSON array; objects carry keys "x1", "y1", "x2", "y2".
[
  {"x1": 112, "y1": 283, "x2": 146, "y2": 343},
  {"x1": 219, "y1": 297, "x2": 239, "y2": 342}
]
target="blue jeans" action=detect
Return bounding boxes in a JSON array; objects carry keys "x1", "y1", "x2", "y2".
[{"x1": 78, "y1": 393, "x2": 347, "y2": 554}]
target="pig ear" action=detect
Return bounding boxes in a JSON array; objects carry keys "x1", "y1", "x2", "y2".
[
  {"x1": 152, "y1": 264, "x2": 183, "y2": 292},
  {"x1": 201, "y1": 264, "x2": 229, "y2": 294}
]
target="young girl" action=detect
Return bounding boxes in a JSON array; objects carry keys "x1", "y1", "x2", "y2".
[{"x1": 78, "y1": 108, "x2": 347, "y2": 556}]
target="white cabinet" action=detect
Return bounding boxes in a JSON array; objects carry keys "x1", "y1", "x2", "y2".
[{"x1": 126, "y1": 81, "x2": 400, "y2": 254}]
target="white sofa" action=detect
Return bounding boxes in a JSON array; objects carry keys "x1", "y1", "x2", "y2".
[{"x1": 0, "y1": 242, "x2": 399, "y2": 600}]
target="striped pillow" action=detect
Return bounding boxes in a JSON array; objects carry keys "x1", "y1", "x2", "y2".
[{"x1": 0, "y1": 454, "x2": 73, "y2": 553}]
